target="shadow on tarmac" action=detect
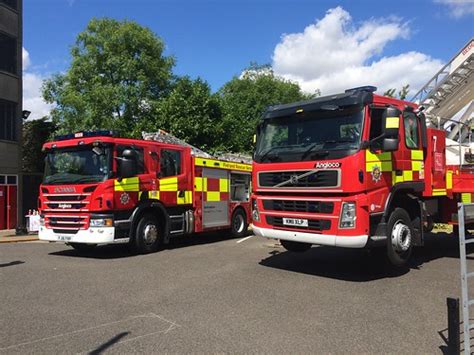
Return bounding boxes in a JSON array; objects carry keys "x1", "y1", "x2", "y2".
[
  {"x1": 47, "y1": 229, "x2": 251, "y2": 260},
  {"x1": 0, "y1": 260, "x2": 25, "y2": 268},
  {"x1": 259, "y1": 232, "x2": 474, "y2": 282},
  {"x1": 88, "y1": 332, "x2": 129, "y2": 354}
]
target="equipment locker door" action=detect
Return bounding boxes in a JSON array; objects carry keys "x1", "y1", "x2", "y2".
[{"x1": 202, "y1": 168, "x2": 229, "y2": 228}]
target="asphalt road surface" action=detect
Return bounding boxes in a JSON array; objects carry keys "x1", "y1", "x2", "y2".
[{"x1": 0, "y1": 231, "x2": 470, "y2": 353}]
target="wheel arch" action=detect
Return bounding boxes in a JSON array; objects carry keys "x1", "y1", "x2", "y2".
[
  {"x1": 130, "y1": 200, "x2": 170, "y2": 243},
  {"x1": 383, "y1": 182, "x2": 425, "y2": 246}
]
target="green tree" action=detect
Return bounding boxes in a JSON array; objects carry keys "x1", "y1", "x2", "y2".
[
  {"x1": 218, "y1": 64, "x2": 314, "y2": 153},
  {"x1": 383, "y1": 84, "x2": 410, "y2": 100},
  {"x1": 42, "y1": 18, "x2": 175, "y2": 137},
  {"x1": 150, "y1": 76, "x2": 223, "y2": 151},
  {"x1": 22, "y1": 118, "x2": 56, "y2": 173}
]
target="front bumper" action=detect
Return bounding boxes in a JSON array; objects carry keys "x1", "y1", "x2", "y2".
[
  {"x1": 253, "y1": 225, "x2": 368, "y2": 248},
  {"x1": 38, "y1": 226, "x2": 129, "y2": 245}
]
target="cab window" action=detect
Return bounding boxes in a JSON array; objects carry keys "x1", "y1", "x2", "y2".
[
  {"x1": 117, "y1": 145, "x2": 145, "y2": 174},
  {"x1": 160, "y1": 149, "x2": 181, "y2": 177},
  {"x1": 404, "y1": 113, "x2": 419, "y2": 149},
  {"x1": 369, "y1": 108, "x2": 385, "y2": 150}
]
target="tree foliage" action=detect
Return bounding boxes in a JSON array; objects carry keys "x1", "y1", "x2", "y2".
[
  {"x1": 22, "y1": 118, "x2": 56, "y2": 173},
  {"x1": 218, "y1": 64, "x2": 314, "y2": 153},
  {"x1": 42, "y1": 18, "x2": 175, "y2": 137},
  {"x1": 383, "y1": 84, "x2": 410, "y2": 100},
  {"x1": 149, "y1": 77, "x2": 222, "y2": 151}
]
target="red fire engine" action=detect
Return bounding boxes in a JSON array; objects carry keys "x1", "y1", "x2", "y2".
[
  {"x1": 38, "y1": 131, "x2": 252, "y2": 253},
  {"x1": 251, "y1": 86, "x2": 474, "y2": 266}
]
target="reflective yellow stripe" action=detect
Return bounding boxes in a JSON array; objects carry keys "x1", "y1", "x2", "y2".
[
  {"x1": 177, "y1": 190, "x2": 193, "y2": 204},
  {"x1": 366, "y1": 150, "x2": 391, "y2": 162},
  {"x1": 412, "y1": 161, "x2": 423, "y2": 171},
  {"x1": 195, "y1": 158, "x2": 252, "y2": 172},
  {"x1": 219, "y1": 178, "x2": 229, "y2": 192},
  {"x1": 433, "y1": 189, "x2": 447, "y2": 196},
  {"x1": 195, "y1": 177, "x2": 203, "y2": 192},
  {"x1": 392, "y1": 172, "x2": 404, "y2": 184},
  {"x1": 411, "y1": 150, "x2": 424, "y2": 160},
  {"x1": 114, "y1": 177, "x2": 139, "y2": 192},
  {"x1": 366, "y1": 161, "x2": 393, "y2": 172},
  {"x1": 447, "y1": 170, "x2": 453, "y2": 189},
  {"x1": 462, "y1": 193, "x2": 472, "y2": 203},
  {"x1": 207, "y1": 191, "x2": 220, "y2": 202},
  {"x1": 403, "y1": 171, "x2": 413, "y2": 181},
  {"x1": 385, "y1": 116, "x2": 399, "y2": 129},
  {"x1": 160, "y1": 177, "x2": 178, "y2": 191},
  {"x1": 149, "y1": 190, "x2": 160, "y2": 200}
]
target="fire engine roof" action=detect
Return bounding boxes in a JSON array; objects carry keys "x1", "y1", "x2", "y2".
[{"x1": 262, "y1": 88, "x2": 374, "y2": 120}]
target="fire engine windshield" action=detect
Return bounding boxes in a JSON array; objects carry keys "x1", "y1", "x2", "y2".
[
  {"x1": 43, "y1": 146, "x2": 111, "y2": 185},
  {"x1": 254, "y1": 105, "x2": 364, "y2": 163}
]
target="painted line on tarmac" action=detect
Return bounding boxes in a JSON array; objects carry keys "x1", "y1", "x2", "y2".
[
  {"x1": 236, "y1": 235, "x2": 254, "y2": 244},
  {"x1": 0, "y1": 313, "x2": 179, "y2": 351}
]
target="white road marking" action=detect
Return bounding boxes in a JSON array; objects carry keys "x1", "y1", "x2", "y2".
[
  {"x1": 0, "y1": 313, "x2": 179, "y2": 351},
  {"x1": 236, "y1": 235, "x2": 254, "y2": 244}
]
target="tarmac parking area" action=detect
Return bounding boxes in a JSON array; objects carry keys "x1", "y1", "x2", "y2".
[{"x1": 0, "y1": 231, "x2": 470, "y2": 353}]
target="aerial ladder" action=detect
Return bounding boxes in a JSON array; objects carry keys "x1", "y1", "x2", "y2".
[{"x1": 412, "y1": 38, "x2": 474, "y2": 165}]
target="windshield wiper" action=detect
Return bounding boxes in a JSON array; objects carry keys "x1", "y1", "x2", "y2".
[
  {"x1": 257, "y1": 147, "x2": 282, "y2": 163},
  {"x1": 300, "y1": 142, "x2": 325, "y2": 160}
]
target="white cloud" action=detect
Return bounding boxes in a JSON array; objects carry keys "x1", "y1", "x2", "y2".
[
  {"x1": 272, "y1": 7, "x2": 444, "y2": 97},
  {"x1": 435, "y1": 0, "x2": 474, "y2": 18},
  {"x1": 22, "y1": 47, "x2": 52, "y2": 120}
]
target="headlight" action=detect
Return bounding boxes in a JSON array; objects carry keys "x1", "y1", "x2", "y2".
[
  {"x1": 252, "y1": 199, "x2": 260, "y2": 222},
  {"x1": 340, "y1": 202, "x2": 356, "y2": 229},
  {"x1": 90, "y1": 218, "x2": 113, "y2": 227}
]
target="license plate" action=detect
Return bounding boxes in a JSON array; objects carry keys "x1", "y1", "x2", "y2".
[
  {"x1": 57, "y1": 235, "x2": 72, "y2": 241},
  {"x1": 282, "y1": 218, "x2": 308, "y2": 227}
]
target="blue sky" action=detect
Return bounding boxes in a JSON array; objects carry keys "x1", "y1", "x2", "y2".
[{"x1": 23, "y1": 0, "x2": 474, "y2": 119}]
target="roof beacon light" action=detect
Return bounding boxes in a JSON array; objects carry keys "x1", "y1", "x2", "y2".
[
  {"x1": 345, "y1": 86, "x2": 377, "y2": 94},
  {"x1": 55, "y1": 130, "x2": 115, "y2": 141}
]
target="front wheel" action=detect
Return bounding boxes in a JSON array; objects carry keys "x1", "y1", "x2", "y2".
[
  {"x1": 280, "y1": 240, "x2": 312, "y2": 253},
  {"x1": 231, "y1": 209, "x2": 248, "y2": 238},
  {"x1": 386, "y1": 208, "x2": 413, "y2": 267},
  {"x1": 133, "y1": 213, "x2": 162, "y2": 254}
]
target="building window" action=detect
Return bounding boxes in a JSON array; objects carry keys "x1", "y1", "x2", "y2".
[
  {"x1": 0, "y1": 99, "x2": 17, "y2": 141},
  {"x1": 0, "y1": 0, "x2": 17, "y2": 10},
  {"x1": 0, "y1": 32, "x2": 17, "y2": 74}
]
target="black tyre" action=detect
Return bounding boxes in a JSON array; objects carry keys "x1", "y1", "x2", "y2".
[
  {"x1": 386, "y1": 208, "x2": 413, "y2": 267},
  {"x1": 134, "y1": 213, "x2": 162, "y2": 254},
  {"x1": 231, "y1": 208, "x2": 248, "y2": 238},
  {"x1": 70, "y1": 243, "x2": 97, "y2": 252},
  {"x1": 280, "y1": 240, "x2": 312, "y2": 253}
]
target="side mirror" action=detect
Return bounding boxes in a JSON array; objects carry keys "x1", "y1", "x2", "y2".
[
  {"x1": 382, "y1": 107, "x2": 401, "y2": 138},
  {"x1": 117, "y1": 149, "x2": 138, "y2": 179},
  {"x1": 382, "y1": 138, "x2": 399, "y2": 152}
]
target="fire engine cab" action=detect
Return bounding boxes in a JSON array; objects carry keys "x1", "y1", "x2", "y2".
[
  {"x1": 38, "y1": 131, "x2": 252, "y2": 253},
  {"x1": 252, "y1": 86, "x2": 474, "y2": 266}
]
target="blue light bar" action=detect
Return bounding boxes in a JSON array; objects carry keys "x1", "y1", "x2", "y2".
[
  {"x1": 54, "y1": 130, "x2": 115, "y2": 141},
  {"x1": 345, "y1": 86, "x2": 377, "y2": 93}
]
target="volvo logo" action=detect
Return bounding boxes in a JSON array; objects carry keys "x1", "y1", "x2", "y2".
[
  {"x1": 289, "y1": 175, "x2": 299, "y2": 185},
  {"x1": 54, "y1": 187, "x2": 76, "y2": 193}
]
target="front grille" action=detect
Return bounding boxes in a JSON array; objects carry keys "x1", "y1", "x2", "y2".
[
  {"x1": 52, "y1": 229, "x2": 78, "y2": 235},
  {"x1": 43, "y1": 193, "x2": 90, "y2": 211},
  {"x1": 266, "y1": 216, "x2": 331, "y2": 231},
  {"x1": 262, "y1": 200, "x2": 334, "y2": 213},
  {"x1": 46, "y1": 215, "x2": 88, "y2": 233},
  {"x1": 259, "y1": 170, "x2": 338, "y2": 188}
]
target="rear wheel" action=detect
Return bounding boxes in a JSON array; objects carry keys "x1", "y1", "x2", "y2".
[
  {"x1": 280, "y1": 240, "x2": 312, "y2": 253},
  {"x1": 231, "y1": 209, "x2": 248, "y2": 238},
  {"x1": 70, "y1": 243, "x2": 97, "y2": 252},
  {"x1": 386, "y1": 208, "x2": 413, "y2": 267},
  {"x1": 134, "y1": 213, "x2": 162, "y2": 254}
]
